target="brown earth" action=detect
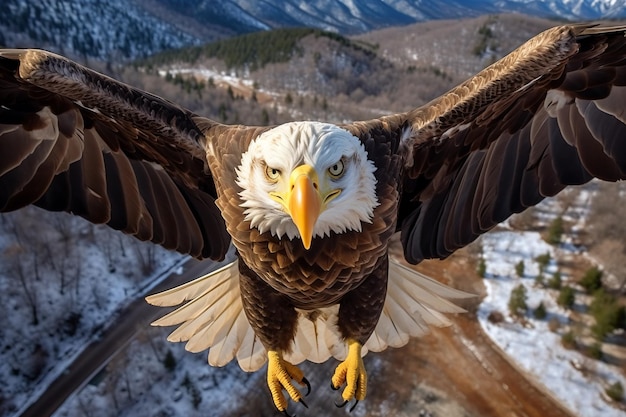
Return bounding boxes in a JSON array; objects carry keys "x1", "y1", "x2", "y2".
[{"x1": 368, "y1": 249, "x2": 576, "y2": 417}]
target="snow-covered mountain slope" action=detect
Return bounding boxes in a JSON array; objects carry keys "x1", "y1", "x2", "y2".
[
  {"x1": 0, "y1": 0, "x2": 202, "y2": 60},
  {"x1": 156, "y1": 0, "x2": 626, "y2": 35},
  {"x1": 1, "y1": 0, "x2": 624, "y2": 60}
]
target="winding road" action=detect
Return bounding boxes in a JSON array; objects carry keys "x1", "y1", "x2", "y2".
[{"x1": 18, "y1": 257, "x2": 225, "y2": 417}]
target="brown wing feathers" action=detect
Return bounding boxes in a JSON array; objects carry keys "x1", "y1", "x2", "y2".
[
  {"x1": 0, "y1": 50, "x2": 229, "y2": 260},
  {"x1": 399, "y1": 24, "x2": 626, "y2": 263}
]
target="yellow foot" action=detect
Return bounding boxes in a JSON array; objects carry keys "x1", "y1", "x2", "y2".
[
  {"x1": 331, "y1": 339, "x2": 367, "y2": 412},
  {"x1": 267, "y1": 350, "x2": 311, "y2": 415}
]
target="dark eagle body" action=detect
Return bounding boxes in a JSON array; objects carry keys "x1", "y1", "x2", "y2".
[
  {"x1": 2, "y1": 23, "x2": 626, "y2": 414},
  {"x1": 203, "y1": 120, "x2": 406, "y2": 352}
]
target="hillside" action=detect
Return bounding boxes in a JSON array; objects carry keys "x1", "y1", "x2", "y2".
[{"x1": 133, "y1": 14, "x2": 558, "y2": 123}]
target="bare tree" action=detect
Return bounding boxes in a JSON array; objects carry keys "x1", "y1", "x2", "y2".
[
  {"x1": 135, "y1": 327, "x2": 164, "y2": 362},
  {"x1": 132, "y1": 240, "x2": 156, "y2": 277},
  {"x1": 100, "y1": 233, "x2": 116, "y2": 274},
  {"x1": 104, "y1": 351, "x2": 135, "y2": 413},
  {"x1": 103, "y1": 363, "x2": 122, "y2": 414},
  {"x1": 5, "y1": 245, "x2": 40, "y2": 325}
]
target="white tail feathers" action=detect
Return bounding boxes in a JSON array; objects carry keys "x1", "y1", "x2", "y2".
[
  {"x1": 364, "y1": 255, "x2": 470, "y2": 354},
  {"x1": 146, "y1": 247, "x2": 473, "y2": 372},
  {"x1": 146, "y1": 260, "x2": 267, "y2": 371}
]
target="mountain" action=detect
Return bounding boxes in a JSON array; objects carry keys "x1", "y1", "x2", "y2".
[
  {"x1": 151, "y1": 0, "x2": 626, "y2": 35},
  {"x1": 1, "y1": 0, "x2": 624, "y2": 60}
]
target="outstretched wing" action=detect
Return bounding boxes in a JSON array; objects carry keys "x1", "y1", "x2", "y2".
[
  {"x1": 387, "y1": 24, "x2": 626, "y2": 263},
  {"x1": 0, "y1": 49, "x2": 230, "y2": 259}
]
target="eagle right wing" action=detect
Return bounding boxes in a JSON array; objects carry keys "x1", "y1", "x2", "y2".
[{"x1": 0, "y1": 49, "x2": 230, "y2": 259}]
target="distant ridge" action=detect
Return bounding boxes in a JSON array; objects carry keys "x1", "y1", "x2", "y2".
[{"x1": 1, "y1": 0, "x2": 624, "y2": 60}]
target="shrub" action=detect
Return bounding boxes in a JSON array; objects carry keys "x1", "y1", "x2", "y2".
[
  {"x1": 546, "y1": 216, "x2": 564, "y2": 244},
  {"x1": 63, "y1": 311, "x2": 82, "y2": 337},
  {"x1": 557, "y1": 286, "x2": 575, "y2": 309},
  {"x1": 586, "y1": 342, "x2": 603, "y2": 360},
  {"x1": 182, "y1": 373, "x2": 202, "y2": 410},
  {"x1": 561, "y1": 331, "x2": 576, "y2": 349},
  {"x1": 535, "y1": 273, "x2": 545, "y2": 287},
  {"x1": 487, "y1": 310, "x2": 504, "y2": 324},
  {"x1": 590, "y1": 289, "x2": 626, "y2": 340},
  {"x1": 533, "y1": 301, "x2": 547, "y2": 319},
  {"x1": 535, "y1": 252, "x2": 551, "y2": 272},
  {"x1": 508, "y1": 284, "x2": 527, "y2": 318},
  {"x1": 605, "y1": 381, "x2": 624, "y2": 402},
  {"x1": 163, "y1": 349, "x2": 176, "y2": 372},
  {"x1": 548, "y1": 270, "x2": 562, "y2": 290},
  {"x1": 515, "y1": 260, "x2": 525, "y2": 277},
  {"x1": 477, "y1": 258, "x2": 486, "y2": 278},
  {"x1": 580, "y1": 266, "x2": 603, "y2": 294}
]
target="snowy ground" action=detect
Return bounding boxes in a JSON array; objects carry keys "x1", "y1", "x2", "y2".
[
  {"x1": 55, "y1": 336, "x2": 267, "y2": 417},
  {"x1": 477, "y1": 190, "x2": 626, "y2": 417},
  {"x1": 0, "y1": 207, "x2": 185, "y2": 416}
]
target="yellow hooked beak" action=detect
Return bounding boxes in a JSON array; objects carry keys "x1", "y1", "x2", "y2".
[{"x1": 287, "y1": 165, "x2": 322, "y2": 249}]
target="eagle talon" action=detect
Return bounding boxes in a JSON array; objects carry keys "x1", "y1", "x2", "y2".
[
  {"x1": 331, "y1": 340, "x2": 368, "y2": 405},
  {"x1": 267, "y1": 351, "x2": 309, "y2": 413},
  {"x1": 335, "y1": 399, "x2": 349, "y2": 408},
  {"x1": 330, "y1": 382, "x2": 340, "y2": 391},
  {"x1": 334, "y1": 398, "x2": 359, "y2": 412},
  {"x1": 302, "y1": 377, "x2": 311, "y2": 396},
  {"x1": 349, "y1": 400, "x2": 359, "y2": 412}
]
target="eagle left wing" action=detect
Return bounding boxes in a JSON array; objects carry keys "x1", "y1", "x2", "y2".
[
  {"x1": 0, "y1": 49, "x2": 230, "y2": 259},
  {"x1": 387, "y1": 24, "x2": 626, "y2": 263}
]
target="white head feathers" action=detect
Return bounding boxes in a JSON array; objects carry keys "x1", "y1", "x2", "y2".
[{"x1": 236, "y1": 121, "x2": 379, "y2": 241}]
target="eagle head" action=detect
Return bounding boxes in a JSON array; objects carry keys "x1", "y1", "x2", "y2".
[{"x1": 236, "y1": 121, "x2": 379, "y2": 248}]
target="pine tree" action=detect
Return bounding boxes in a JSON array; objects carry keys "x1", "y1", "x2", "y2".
[
  {"x1": 163, "y1": 349, "x2": 176, "y2": 372},
  {"x1": 546, "y1": 216, "x2": 564, "y2": 244},
  {"x1": 548, "y1": 270, "x2": 562, "y2": 290},
  {"x1": 477, "y1": 258, "x2": 486, "y2": 277},
  {"x1": 580, "y1": 266, "x2": 603, "y2": 294},
  {"x1": 606, "y1": 381, "x2": 624, "y2": 402},
  {"x1": 508, "y1": 284, "x2": 527, "y2": 318},
  {"x1": 535, "y1": 252, "x2": 551, "y2": 272},
  {"x1": 557, "y1": 286, "x2": 575, "y2": 309},
  {"x1": 533, "y1": 301, "x2": 547, "y2": 319}
]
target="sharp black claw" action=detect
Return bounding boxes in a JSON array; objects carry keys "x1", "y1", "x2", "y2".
[
  {"x1": 330, "y1": 381, "x2": 340, "y2": 391},
  {"x1": 349, "y1": 400, "x2": 359, "y2": 413},
  {"x1": 302, "y1": 377, "x2": 311, "y2": 396},
  {"x1": 335, "y1": 399, "x2": 349, "y2": 408},
  {"x1": 299, "y1": 398, "x2": 309, "y2": 409}
]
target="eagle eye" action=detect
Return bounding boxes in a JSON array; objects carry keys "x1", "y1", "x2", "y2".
[
  {"x1": 265, "y1": 165, "x2": 281, "y2": 182},
  {"x1": 328, "y1": 159, "x2": 345, "y2": 178}
]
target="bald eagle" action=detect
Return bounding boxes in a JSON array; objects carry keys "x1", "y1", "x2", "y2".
[{"x1": 1, "y1": 23, "x2": 626, "y2": 414}]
